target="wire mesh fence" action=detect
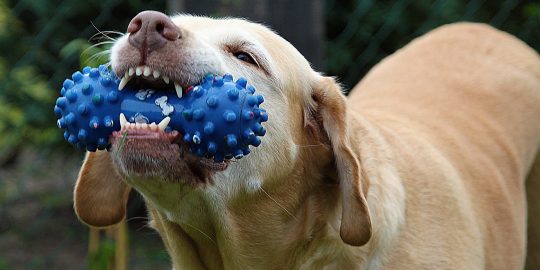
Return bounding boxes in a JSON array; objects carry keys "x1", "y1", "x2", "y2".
[
  {"x1": 1, "y1": 0, "x2": 539, "y2": 269},
  {"x1": 6, "y1": 1, "x2": 539, "y2": 96},
  {"x1": 326, "y1": 0, "x2": 540, "y2": 91}
]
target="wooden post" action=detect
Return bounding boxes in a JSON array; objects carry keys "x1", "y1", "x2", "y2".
[
  {"x1": 87, "y1": 221, "x2": 128, "y2": 270},
  {"x1": 115, "y1": 220, "x2": 128, "y2": 270},
  {"x1": 88, "y1": 227, "x2": 100, "y2": 255}
]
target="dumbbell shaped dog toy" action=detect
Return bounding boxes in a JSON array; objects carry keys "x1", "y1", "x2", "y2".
[{"x1": 54, "y1": 65, "x2": 267, "y2": 162}]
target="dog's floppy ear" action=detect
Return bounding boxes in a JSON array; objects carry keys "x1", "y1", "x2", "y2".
[
  {"x1": 310, "y1": 76, "x2": 372, "y2": 246},
  {"x1": 74, "y1": 150, "x2": 130, "y2": 227}
]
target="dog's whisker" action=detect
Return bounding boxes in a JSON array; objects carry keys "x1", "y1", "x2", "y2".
[
  {"x1": 87, "y1": 41, "x2": 115, "y2": 49},
  {"x1": 294, "y1": 143, "x2": 325, "y2": 148},
  {"x1": 136, "y1": 223, "x2": 157, "y2": 232},
  {"x1": 183, "y1": 222, "x2": 217, "y2": 245},
  {"x1": 259, "y1": 186, "x2": 298, "y2": 221},
  {"x1": 82, "y1": 46, "x2": 111, "y2": 64},
  {"x1": 85, "y1": 51, "x2": 111, "y2": 66},
  {"x1": 90, "y1": 21, "x2": 121, "y2": 42},
  {"x1": 88, "y1": 50, "x2": 111, "y2": 60},
  {"x1": 81, "y1": 45, "x2": 110, "y2": 58},
  {"x1": 90, "y1": 34, "x2": 117, "y2": 43},
  {"x1": 82, "y1": 41, "x2": 112, "y2": 62},
  {"x1": 87, "y1": 50, "x2": 110, "y2": 59},
  {"x1": 126, "y1": 216, "x2": 150, "y2": 222},
  {"x1": 97, "y1": 30, "x2": 125, "y2": 36},
  {"x1": 89, "y1": 30, "x2": 113, "y2": 39}
]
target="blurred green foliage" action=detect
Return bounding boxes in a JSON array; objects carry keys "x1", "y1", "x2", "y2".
[
  {"x1": 1, "y1": 0, "x2": 539, "y2": 156},
  {"x1": 0, "y1": 257, "x2": 10, "y2": 270},
  {"x1": 0, "y1": 0, "x2": 165, "y2": 160},
  {"x1": 0, "y1": 1, "x2": 57, "y2": 158}
]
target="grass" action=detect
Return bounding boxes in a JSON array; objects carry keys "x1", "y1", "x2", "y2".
[{"x1": 115, "y1": 130, "x2": 128, "y2": 161}]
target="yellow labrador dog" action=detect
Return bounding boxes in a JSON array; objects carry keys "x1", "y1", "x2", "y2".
[{"x1": 73, "y1": 11, "x2": 540, "y2": 269}]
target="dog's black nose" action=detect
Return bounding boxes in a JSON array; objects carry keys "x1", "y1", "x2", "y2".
[{"x1": 127, "y1": 10, "x2": 181, "y2": 53}]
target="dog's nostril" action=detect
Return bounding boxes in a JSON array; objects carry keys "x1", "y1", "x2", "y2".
[
  {"x1": 161, "y1": 24, "x2": 181, "y2": 40},
  {"x1": 127, "y1": 18, "x2": 142, "y2": 34},
  {"x1": 156, "y1": 23, "x2": 165, "y2": 33},
  {"x1": 154, "y1": 22, "x2": 179, "y2": 40}
]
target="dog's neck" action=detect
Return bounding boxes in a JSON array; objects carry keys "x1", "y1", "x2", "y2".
[{"x1": 136, "y1": 116, "x2": 406, "y2": 270}]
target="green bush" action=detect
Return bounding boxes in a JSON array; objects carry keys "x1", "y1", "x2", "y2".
[{"x1": 0, "y1": 0, "x2": 165, "y2": 158}]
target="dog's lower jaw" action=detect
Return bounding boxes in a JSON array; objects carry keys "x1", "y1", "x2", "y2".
[{"x1": 110, "y1": 135, "x2": 212, "y2": 185}]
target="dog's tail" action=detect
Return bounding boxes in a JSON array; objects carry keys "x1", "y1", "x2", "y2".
[{"x1": 526, "y1": 153, "x2": 540, "y2": 269}]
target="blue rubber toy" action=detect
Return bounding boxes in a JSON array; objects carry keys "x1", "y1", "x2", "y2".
[{"x1": 54, "y1": 65, "x2": 267, "y2": 162}]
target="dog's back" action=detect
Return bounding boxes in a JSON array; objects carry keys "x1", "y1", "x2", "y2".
[{"x1": 349, "y1": 23, "x2": 540, "y2": 269}]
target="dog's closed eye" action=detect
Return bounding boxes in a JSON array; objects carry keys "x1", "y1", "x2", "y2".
[
  {"x1": 224, "y1": 40, "x2": 268, "y2": 72},
  {"x1": 233, "y1": 51, "x2": 256, "y2": 65}
]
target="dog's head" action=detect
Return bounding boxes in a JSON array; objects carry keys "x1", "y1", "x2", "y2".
[{"x1": 73, "y1": 11, "x2": 372, "y2": 246}]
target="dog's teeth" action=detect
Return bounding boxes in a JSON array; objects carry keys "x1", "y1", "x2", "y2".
[
  {"x1": 149, "y1": 122, "x2": 158, "y2": 131},
  {"x1": 143, "y1": 66, "x2": 151, "y2": 76},
  {"x1": 163, "y1": 75, "x2": 170, "y2": 84},
  {"x1": 153, "y1": 70, "x2": 160, "y2": 79},
  {"x1": 158, "y1": 117, "x2": 171, "y2": 130},
  {"x1": 128, "y1": 67, "x2": 135, "y2": 76},
  {"x1": 135, "y1": 123, "x2": 142, "y2": 129},
  {"x1": 119, "y1": 113, "x2": 128, "y2": 129},
  {"x1": 174, "y1": 83, "x2": 183, "y2": 98},
  {"x1": 118, "y1": 74, "x2": 131, "y2": 90},
  {"x1": 136, "y1": 66, "x2": 143, "y2": 76}
]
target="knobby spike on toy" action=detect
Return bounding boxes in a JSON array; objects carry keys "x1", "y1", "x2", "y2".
[{"x1": 54, "y1": 65, "x2": 268, "y2": 161}]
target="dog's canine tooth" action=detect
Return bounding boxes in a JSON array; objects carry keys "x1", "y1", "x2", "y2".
[
  {"x1": 143, "y1": 66, "x2": 151, "y2": 76},
  {"x1": 118, "y1": 74, "x2": 131, "y2": 90},
  {"x1": 128, "y1": 67, "x2": 135, "y2": 76},
  {"x1": 119, "y1": 113, "x2": 128, "y2": 129},
  {"x1": 153, "y1": 70, "x2": 160, "y2": 79},
  {"x1": 136, "y1": 66, "x2": 143, "y2": 76},
  {"x1": 174, "y1": 83, "x2": 183, "y2": 98},
  {"x1": 163, "y1": 75, "x2": 170, "y2": 84},
  {"x1": 158, "y1": 117, "x2": 171, "y2": 130}
]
